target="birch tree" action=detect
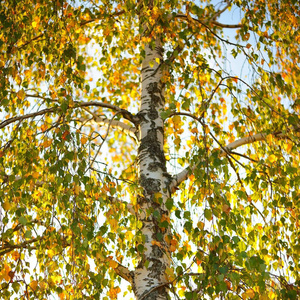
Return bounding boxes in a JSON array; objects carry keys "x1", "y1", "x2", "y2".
[{"x1": 1, "y1": 0, "x2": 300, "y2": 299}]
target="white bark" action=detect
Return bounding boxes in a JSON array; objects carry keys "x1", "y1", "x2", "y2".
[
  {"x1": 220, "y1": 131, "x2": 285, "y2": 155},
  {"x1": 133, "y1": 31, "x2": 171, "y2": 300}
]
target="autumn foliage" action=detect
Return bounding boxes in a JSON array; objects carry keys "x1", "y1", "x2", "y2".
[{"x1": 1, "y1": 0, "x2": 300, "y2": 299}]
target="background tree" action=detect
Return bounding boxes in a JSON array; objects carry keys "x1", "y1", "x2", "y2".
[{"x1": 1, "y1": 0, "x2": 300, "y2": 299}]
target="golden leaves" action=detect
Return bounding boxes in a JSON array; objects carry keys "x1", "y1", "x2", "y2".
[
  {"x1": 80, "y1": 136, "x2": 88, "y2": 144},
  {"x1": 165, "y1": 267, "x2": 176, "y2": 281},
  {"x1": 0, "y1": 264, "x2": 12, "y2": 282},
  {"x1": 2, "y1": 201, "x2": 11, "y2": 211},
  {"x1": 32, "y1": 16, "x2": 40, "y2": 30},
  {"x1": 42, "y1": 139, "x2": 52, "y2": 148},
  {"x1": 108, "y1": 259, "x2": 118, "y2": 269},
  {"x1": 108, "y1": 218, "x2": 118, "y2": 232},
  {"x1": 242, "y1": 289, "x2": 255, "y2": 299},
  {"x1": 267, "y1": 154, "x2": 277, "y2": 163},
  {"x1": 29, "y1": 280, "x2": 38, "y2": 291},
  {"x1": 172, "y1": 115, "x2": 181, "y2": 127},
  {"x1": 107, "y1": 286, "x2": 121, "y2": 299}
]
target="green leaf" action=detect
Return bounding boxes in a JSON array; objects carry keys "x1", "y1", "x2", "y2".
[
  {"x1": 18, "y1": 216, "x2": 27, "y2": 225},
  {"x1": 204, "y1": 209, "x2": 212, "y2": 221}
]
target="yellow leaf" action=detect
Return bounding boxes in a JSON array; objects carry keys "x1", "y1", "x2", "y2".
[
  {"x1": 125, "y1": 231, "x2": 133, "y2": 240},
  {"x1": 32, "y1": 172, "x2": 40, "y2": 179},
  {"x1": 41, "y1": 124, "x2": 48, "y2": 132},
  {"x1": 268, "y1": 155, "x2": 276, "y2": 163},
  {"x1": 109, "y1": 218, "x2": 118, "y2": 232},
  {"x1": 15, "y1": 75, "x2": 22, "y2": 85},
  {"x1": 178, "y1": 289, "x2": 185, "y2": 298},
  {"x1": 109, "y1": 259, "x2": 118, "y2": 269},
  {"x1": 174, "y1": 137, "x2": 181, "y2": 147},
  {"x1": 47, "y1": 249, "x2": 55, "y2": 259},
  {"x1": 81, "y1": 136, "x2": 88, "y2": 144},
  {"x1": 172, "y1": 115, "x2": 181, "y2": 127},
  {"x1": 30, "y1": 280, "x2": 38, "y2": 291},
  {"x1": 2, "y1": 263, "x2": 11, "y2": 282},
  {"x1": 165, "y1": 267, "x2": 176, "y2": 281},
  {"x1": 32, "y1": 17, "x2": 40, "y2": 29},
  {"x1": 11, "y1": 250, "x2": 20, "y2": 261},
  {"x1": 3, "y1": 201, "x2": 11, "y2": 211},
  {"x1": 43, "y1": 139, "x2": 52, "y2": 148},
  {"x1": 107, "y1": 286, "x2": 121, "y2": 299},
  {"x1": 242, "y1": 289, "x2": 255, "y2": 299},
  {"x1": 17, "y1": 89, "x2": 25, "y2": 100},
  {"x1": 186, "y1": 139, "x2": 192, "y2": 148},
  {"x1": 191, "y1": 127, "x2": 198, "y2": 134},
  {"x1": 74, "y1": 185, "x2": 81, "y2": 195},
  {"x1": 284, "y1": 142, "x2": 293, "y2": 153},
  {"x1": 197, "y1": 221, "x2": 204, "y2": 230}
]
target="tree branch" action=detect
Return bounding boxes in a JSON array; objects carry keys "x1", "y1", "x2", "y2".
[
  {"x1": 167, "y1": 108, "x2": 300, "y2": 192},
  {"x1": 209, "y1": 1, "x2": 231, "y2": 21},
  {"x1": 107, "y1": 196, "x2": 135, "y2": 215},
  {"x1": 107, "y1": 257, "x2": 133, "y2": 284},
  {"x1": 79, "y1": 10, "x2": 126, "y2": 26},
  {"x1": 170, "y1": 125, "x2": 299, "y2": 192},
  {"x1": 211, "y1": 21, "x2": 243, "y2": 29},
  {"x1": 0, "y1": 100, "x2": 139, "y2": 130},
  {"x1": 0, "y1": 237, "x2": 42, "y2": 256},
  {"x1": 175, "y1": 14, "x2": 245, "y2": 48},
  {"x1": 81, "y1": 108, "x2": 138, "y2": 141},
  {"x1": 220, "y1": 128, "x2": 298, "y2": 155}
]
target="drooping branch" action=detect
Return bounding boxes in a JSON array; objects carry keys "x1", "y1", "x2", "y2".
[
  {"x1": 0, "y1": 100, "x2": 139, "y2": 130},
  {"x1": 175, "y1": 14, "x2": 246, "y2": 48}
]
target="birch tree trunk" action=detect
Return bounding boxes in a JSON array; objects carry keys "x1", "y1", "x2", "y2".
[{"x1": 132, "y1": 16, "x2": 171, "y2": 299}]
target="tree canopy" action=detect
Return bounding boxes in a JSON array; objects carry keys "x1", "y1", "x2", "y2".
[{"x1": 1, "y1": 0, "x2": 300, "y2": 299}]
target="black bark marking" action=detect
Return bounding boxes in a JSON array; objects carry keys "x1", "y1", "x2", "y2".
[
  {"x1": 138, "y1": 128, "x2": 167, "y2": 173},
  {"x1": 140, "y1": 174, "x2": 161, "y2": 194},
  {"x1": 146, "y1": 82, "x2": 163, "y2": 107}
]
